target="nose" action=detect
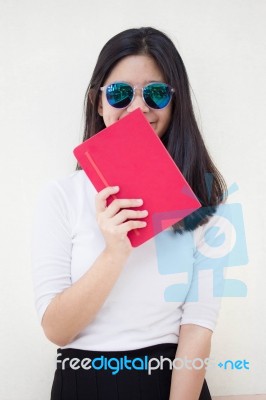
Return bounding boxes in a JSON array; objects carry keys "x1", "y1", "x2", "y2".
[{"x1": 126, "y1": 88, "x2": 149, "y2": 113}]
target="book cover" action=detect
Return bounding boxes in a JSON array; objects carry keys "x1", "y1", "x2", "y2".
[{"x1": 73, "y1": 108, "x2": 201, "y2": 247}]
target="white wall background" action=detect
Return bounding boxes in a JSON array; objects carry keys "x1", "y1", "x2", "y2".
[{"x1": 0, "y1": 0, "x2": 265, "y2": 398}]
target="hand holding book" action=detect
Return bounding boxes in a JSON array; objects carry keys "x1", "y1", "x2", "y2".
[
  {"x1": 94, "y1": 186, "x2": 148, "y2": 257},
  {"x1": 74, "y1": 109, "x2": 201, "y2": 247}
]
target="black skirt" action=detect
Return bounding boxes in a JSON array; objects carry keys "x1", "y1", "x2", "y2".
[{"x1": 51, "y1": 343, "x2": 212, "y2": 400}]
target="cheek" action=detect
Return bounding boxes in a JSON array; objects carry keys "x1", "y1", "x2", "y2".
[
  {"x1": 161, "y1": 108, "x2": 172, "y2": 129},
  {"x1": 102, "y1": 105, "x2": 123, "y2": 127}
]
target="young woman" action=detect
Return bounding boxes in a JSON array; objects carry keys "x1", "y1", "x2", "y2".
[{"x1": 32, "y1": 27, "x2": 229, "y2": 400}]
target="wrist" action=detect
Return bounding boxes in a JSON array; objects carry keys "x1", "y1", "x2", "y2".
[{"x1": 103, "y1": 246, "x2": 131, "y2": 265}]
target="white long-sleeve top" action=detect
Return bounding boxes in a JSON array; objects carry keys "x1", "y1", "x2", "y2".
[{"x1": 31, "y1": 170, "x2": 230, "y2": 351}]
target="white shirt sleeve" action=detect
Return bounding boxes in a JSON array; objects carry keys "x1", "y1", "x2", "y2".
[
  {"x1": 31, "y1": 180, "x2": 73, "y2": 323},
  {"x1": 180, "y1": 204, "x2": 233, "y2": 331}
]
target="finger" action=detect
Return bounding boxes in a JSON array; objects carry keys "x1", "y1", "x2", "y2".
[
  {"x1": 112, "y1": 209, "x2": 148, "y2": 225},
  {"x1": 104, "y1": 198, "x2": 144, "y2": 218},
  {"x1": 95, "y1": 186, "x2": 119, "y2": 213},
  {"x1": 117, "y1": 219, "x2": 147, "y2": 235}
]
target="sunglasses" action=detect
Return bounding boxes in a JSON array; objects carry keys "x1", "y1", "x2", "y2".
[{"x1": 100, "y1": 81, "x2": 175, "y2": 110}]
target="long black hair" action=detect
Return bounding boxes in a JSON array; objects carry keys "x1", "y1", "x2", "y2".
[{"x1": 78, "y1": 27, "x2": 227, "y2": 233}]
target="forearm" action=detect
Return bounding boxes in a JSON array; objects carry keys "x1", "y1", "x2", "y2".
[
  {"x1": 169, "y1": 324, "x2": 212, "y2": 400},
  {"x1": 41, "y1": 248, "x2": 128, "y2": 347}
]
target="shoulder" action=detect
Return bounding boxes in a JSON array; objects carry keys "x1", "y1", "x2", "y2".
[
  {"x1": 34, "y1": 170, "x2": 97, "y2": 219},
  {"x1": 43, "y1": 170, "x2": 94, "y2": 192},
  {"x1": 37, "y1": 170, "x2": 96, "y2": 201}
]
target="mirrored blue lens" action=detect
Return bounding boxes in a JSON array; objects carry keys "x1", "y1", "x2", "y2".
[
  {"x1": 106, "y1": 83, "x2": 133, "y2": 108},
  {"x1": 143, "y1": 83, "x2": 171, "y2": 109}
]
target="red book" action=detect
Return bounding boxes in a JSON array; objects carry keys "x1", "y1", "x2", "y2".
[{"x1": 73, "y1": 108, "x2": 201, "y2": 247}]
